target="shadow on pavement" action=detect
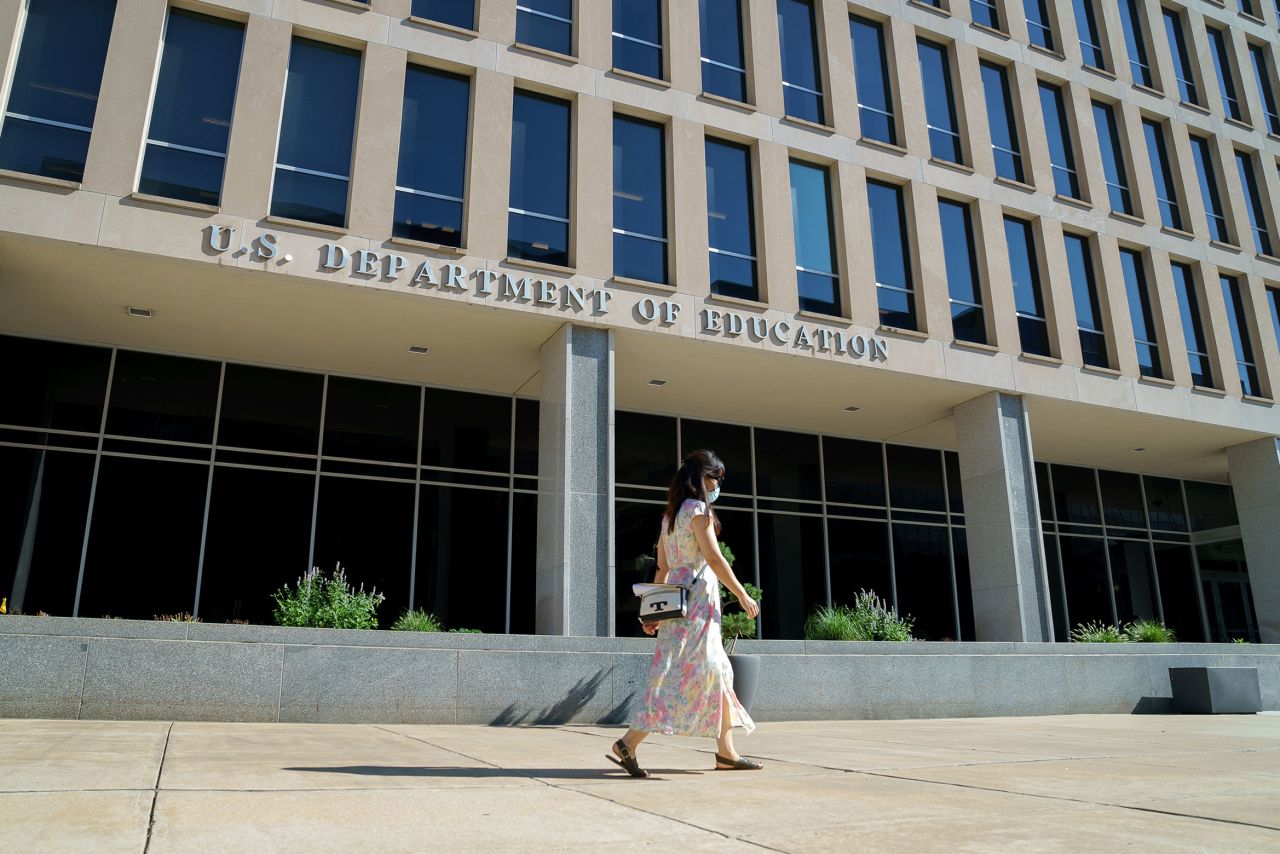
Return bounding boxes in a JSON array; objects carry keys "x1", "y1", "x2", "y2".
[{"x1": 283, "y1": 765, "x2": 704, "y2": 779}]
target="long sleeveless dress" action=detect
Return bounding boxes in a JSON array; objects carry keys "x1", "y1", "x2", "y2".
[{"x1": 631, "y1": 498, "x2": 756, "y2": 737}]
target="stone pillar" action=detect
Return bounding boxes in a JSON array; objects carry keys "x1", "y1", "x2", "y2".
[
  {"x1": 1225, "y1": 437, "x2": 1280, "y2": 644},
  {"x1": 536, "y1": 324, "x2": 614, "y2": 636},
  {"x1": 954, "y1": 392, "x2": 1054, "y2": 642}
]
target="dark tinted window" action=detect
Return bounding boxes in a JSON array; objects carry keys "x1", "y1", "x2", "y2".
[
  {"x1": 981, "y1": 61, "x2": 1024, "y2": 183},
  {"x1": 1059, "y1": 536, "x2": 1112, "y2": 625},
  {"x1": 1249, "y1": 44, "x2": 1280, "y2": 136},
  {"x1": 1171, "y1": 263, "x2": 1213, "y2": 388},
  {"x1": 0, "y1": 336, "x2": 110, "y2": 432},
  {"x1": 700, "y1": 0, "x2": 747, "y2": 101},
  {"x1": 939, "y1": 198, "x2": 985, "y2": 344},
  {"x1": 1005, "y1": 216, "x2": 1051, "y2": 357},
  {"x1": 918, "y1": 40, "x2": 962, "y2": 163},
  {"x1": 517, "y1": 0, "x2": 573, "y2": 55},
  {"x1": 271, "y1": 39, "x2": 360, "y2": 227},
  {"x1": 754, "y1": 428, "x2": 821, "y2": 500},
  {"x1": 1163, "y1": 10, "x2": 1199, "y2": 104},
  {"x1": 106, "y1": 350, "x2": 220, "y2": 444},
  {"x1": 1052, "y1": 464, "x2": 1101, "y2": 525},
  {"x1": 422, "y1": 389, "x2": 512, "y2": 473},
  {"x1": 614, "y1": 115, "x2": 668, "y2": 284},
  {"x1": 0, "y1": 0, "x2": 116, "y2": 182},
  {"x1": 395, "y1": 66, "x2": 470, "y2": 247},
  {"x1": 616, "y1": 412, "x2": 677, "y2": 487},
  {"x1": 789, "y1": 159, "x2": 839, "y2": 315},
  {"x1": 1143, "y1": 119, "x2": 1182, "y2": 230},
  {"x1": 417, "y1": 485, "x2": 508, "y2": 632},
  {"x1": 867, "y1": 180, "x2": 916, "y2": 329},
  {"x1": 1039, "y1": 82, "x2": 1079, "y2": 198},
  {"x1": 1235, "y1": 151, "x2": 1273, "y2": 257},
  {"x1": 322, "y1": 377, "x2": 420, "y2": 464},
  {"x1": 1184, "y1": 481, "x2": 1237, "y2": 532},
  {"x1": 1043, "y1": 534, "x2": 1068, "y2": 638},
  {"x1": 893, "y1": 524, "x2": 956, "y2": 640},
  {"x1": 971, "y1": 0, "x2": 1000, "y2": 30},
  {"x1": 614, "y1": 0, "x2": 663, "y2": 79},
  {"x1": 1063, "y1": 233, "x2": 1107, "y2": 368},
  {"x1": 829, "y1": 518, "x2": 892, "y2": 608},
  {"x1": 1109, "y1": 539, "x2": 1158, "y2": 623},
  {"x1": 1092, "y1": 101, "x2": 1132, "y2": 215},
  {"x1": 886, "y1": 444, "x2": 945, "y2": 512},
  {"x1": 1152, "y1": 543, "x2": 1204, "y2": 641},
  {"x1": 1120, "y1": 249, "x2": 1162, "y2": 379},
  {"x1": 514, "y1": 398, "x2": 539, "y2": 476},
  {"x1": 680, "y1": 419, "x2": 751, "y2": 495},
  {"x1": 615, "y1": 500, "x2": 666, "y2": 636},
  {"x1": 1207, "y1": 27, "x2": 1241, "y2": 120},
  {"x1": 850, "y1": 16, "x2": 895, "y2": 145},
  {"x1": 757, "y1": 512, "x2": 826, "y2": 639},
  {"x1": 777, "y1": 0, "x2": 824, "y2": 123},
  {"x1": 1024, "y1": 0, "x2": 1055, "y2": 51},
  {"x1": 1144, "y1": 475, "x2": 1188, "y2": 533},
  {"x1": 1220, "y1": 275, "x2": 1262, "y2": 397},
  {"x1": 1073, "y1": 0, "x2": 1105, "y2": 69},
  {"x1": 1190, "y1": 136, "x2": 1228, "y2": 243},
  {"x1": 509, "y1": 91, "x2": 571, "y2": 266},
  {"x1": 139, "y1": 10, "x2": 243, "y2": 206},
  {"x1": 705, "y1": 138, "x2": 758, "y2": 301},
  {"x1": 823, "y1": 437, "x2": 885, "y2": 506},
  {"x1": 1099, "y1": 470, "x2": 1145, "y2": 528},
  {"x1": 217, "y1": 364, "x2": 322, "y2": 455},
  {"x1": 413, "y1": 0, "x2": 475, "y2": 30},
  {"x1": 1119, "y1": 0, "x2": 1152, "y2": 87}
]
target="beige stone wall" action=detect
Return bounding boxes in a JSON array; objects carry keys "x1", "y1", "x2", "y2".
[{"x1": 0, "y1": 0, "x2": 1278, "y2": 438}]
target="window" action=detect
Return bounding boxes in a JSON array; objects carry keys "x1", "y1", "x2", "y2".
[
  {"x1": 1039, "y1": 82, "x2": 1080, "y2": 199},
  {"x1": 1190, "y1": 135, "x2": 1228, "y2": 243},
  {"x1": 1143, "y1": 119, "x2": 1182, "y2": 231},
  {"x1": 1267, "y1": 287, "x2": 1280, "y2": 357},
  {"x1": 1163, "y1": 10, "x2": 1199, "y2": 105},
  {"x1": 508, "y1": 91, "x2": 571, "y2": 267},
  {"x1": 867, "y1": 180, "x2": 916, "y2": 330},
  {"x1": 412, "y1": 0, "x2": 474, "y2": 29},
  {"x1": 517, "y1": 0, "x2": 573, "y2": 55},
  {"x1": 1073, "y1": 0, "x2": 1106, "y2": 69},
  {"x1": 1004, "y1": 216, "x2": 1050, "y2": 356},
  {"x1": 789, "y1": 160, "x2": 840, "y2": 315},
  {"x1": 271, "y1": 39, "x2": 360, "y2": 228},
  {"x1": 1236, "y1": 150, "x2": 1274, "y2": 256},
  {"x1": 138, "y1": 10, "x2": 243, "y2": 206},
  {"x1": 1119, "y1": 248, "x2": 1162, "y2": 378},
  {"x1": 1248, "y1": 44, "x2": 1280, "y2": 136},
  {"x1": 778, "y1": 0, "x2": 825, "y2": 124},
  {"x1": 981, "y1": 61, "x2": 1024, "y2": 183},
  {"x1": 0, "y1": 0, "x2": 116, "y2": 182},
  {"x1": 1208, "y1": 27, "x2": 1242, "y2": 121},
  {"x1": 1221, "y1": 276, "x2": 1262, "y2": 396},
  {"x1": 705, "y1": 138, "x2": 758, "y2": 300},
  {"x1": 1025, "y1": 0, "x2": 1056, "y2": 51},
  {"x1": 614, "y1": 0, "x2": 663, "y2": 79},
  {"x1": 1119, "y1": 0, "x2": 1153, "y2": 88},
  {"x1": 850, "y1": 16, "x2": 896, "y2": 145},
  {"x1": 1063, "y1": 233, "x2": 1108, "y2": 368},
  {"x1": 918, "y1": 40, "x2": 962, "y2": 163},
  {"x1": 1170, "y1": 262, "x2": 1214, "y2": 387},
  {"x1": 614, "y1": 115, "x2": 668, "y2": 284},
  {"x1": 939, "y1": 199, "x2": 985, "y2": 344},
  {"x1": 1092, "y1": 101, "x2": 1132, "y2": 215},
  {"x1": 972, "y1": 0, "x2": 1001, "y2": 29},
  {"x1": 1240, "y1": 0, "x2": 1259, "y2": 17},
  {"x1": 701, "y1": 0, "x2": 748, "y2": 102},
  {"x1": 395, "y1": 66, "x2": 470, "y2": 248}
]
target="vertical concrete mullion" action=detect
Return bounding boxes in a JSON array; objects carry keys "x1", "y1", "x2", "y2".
[
  {"x1": 1010, "y1": 62, "x2": 1054, "y2": 194},
  {"x1": 668, "y1": 0, "x2": 702, "y2": 94},
  {"x1": 1065, "y1": 81, "x2": 1100, "y2": 206},
  {"x1": 348, "y1": 43, "x2": 406, "y2": 239},
  {"x1": 578, "y1": 0, "x2": 611, "y2": 71},
  {"x1": 1037, "y1": 217, "x2": 1081, "y2": 365},
  {"x1": 839, "y1": 161, "x2": 879, "y2": 330},
  {"x1": 1243, "y1": 273, "x2": 1277, "y2": 399},
  {"x1": 1094, "y1": 233, "x2": 1141, "y2": 377},
  {"x1": 1198, "y1": 260, "x2": 1244, "y2": 396},
  {"x1": 819, "y1": 0, "x2": 857, "y2": 139},
  {"x1": 758, "y1": 140, "x2": 796, "y2": 311},
  {"x1": 975, "y1": 199, "x2": 1020, "y2": 353},
  {"x1": 1212, "y1": 133, "x2": 1249, "y2": 250},
  {"x1": 1118, "y1": 100, "x2": 1156, "y2": 224},
  {"x1": 1094, "y1": 0, "x2": 1128, "y2": 80},
  {"x1": 1225, "y1": 436, "x2": 1280, "y2": 644},
  {"x1": 954, "y1": 391, "x2": 1052, "y2": 642},
  {"x1": 910, "y1": 182, "x2": 951, "y2": 339},
  {"x1": 671, "y1": 117, "x2": 710, "y2": 297},
  {"x1": 481, "y1": 0, "x2": 519, "y2": 45},
  {"x1": 220, "y1": 15, "x2": 292, "y2": 220},
  {"x1": 574, "y1": 94, "x2": 613, "y2": 279},
  {"x1": 1145, "y1": 248, "x2": 1187, "y2": 385},
  {"x1": 955, "y1": 41, "x2": 994, "y2": 176},
  {"x1": 745, "y1": 0, "x2": 784, "y2": 115},
  {"x1": 888, "y1": 16, "x2": 927, "y2": 159},
  {"x1": 80, "y1": 0, "x2": 167, "y2": 197},
  {"x1": 1184, "y1": 9, "x2": 1220, "y2": 117},
  {"x1": 465, "y1": 69, "x2": 515, "y2": 262}
]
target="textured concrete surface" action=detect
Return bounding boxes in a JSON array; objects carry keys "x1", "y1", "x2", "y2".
[{"x1": 1, "y1": 715, "x2": 1278, "y2": 853}]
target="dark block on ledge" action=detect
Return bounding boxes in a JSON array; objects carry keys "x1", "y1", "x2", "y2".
[{"x1": 1169, "y1": 667, "x2": 1261, "y2": 714}]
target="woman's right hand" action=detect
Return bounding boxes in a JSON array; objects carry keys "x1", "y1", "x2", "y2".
[{"x1": 737, "y1": 594, "x2": 759, "y2": 619}]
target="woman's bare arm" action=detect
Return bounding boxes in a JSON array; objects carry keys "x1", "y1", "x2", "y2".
[
  {"x1": 691, "y1": 513, "x2": 758, "y2": 617},
  {"x1": 654, "y1": 530, "x2": 671, "y2": 583}
]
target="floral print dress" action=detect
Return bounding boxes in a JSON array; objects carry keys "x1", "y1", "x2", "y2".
[{"x1": 632, "y1": 498, "x2": 756, "y2": 738}]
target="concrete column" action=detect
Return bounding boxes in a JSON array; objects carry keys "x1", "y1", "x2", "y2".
[
  {"x1": 1225, "y1": 436, "x2": 1280, "y2": 644},
  {"x1": 573, "y1": 94, "x2": 612, "y2": 279},
  {"x1": 536, "y1": 324, "x2": 615, "y2": 637},
  {"x1": 465, "y1": 69, "x2": 515, "y2": 260},
  {"x1": 671, "y1": 117, "x2": 709, "y2": 296},
  {"x1": 954, "y1": 391, "x2": 1054, "y2": 642},
  {"x1": 220, "y1": 15, "x2": 291, "y2": 220},
  {"x1": 757, "y1": 140, "x2": 795, "y2": 310}
]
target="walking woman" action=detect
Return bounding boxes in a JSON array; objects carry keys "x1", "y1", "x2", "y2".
[{"x1": 608, "y1": 450, "x2": 763, "y2": 778}]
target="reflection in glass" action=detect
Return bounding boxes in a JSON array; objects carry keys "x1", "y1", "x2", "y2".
[
  {"x1": 1143, "y1": 476, "x2": 1187, "y2": 533},
  {"x1": 1120, "y1": 249, "x2": 1162, "y2": 379},
  {"x1": 1163, "y1": 10, "x2": 1198, "y2": 104},
  {"x1": 850, "y1": 16, "x2": 896, "y2": 145},
  {"x1": 0, "y1": 335, "x2": 110, "y2": 433},
  {"x1": 1190, "y1": 136, "x2": 1228, "y2": 243},
  {"x1": 1092, "y1": 101, "x2": 1132, "y2": 214},
  {"x1": 1024, "y1": 0, "x2": 1055, "y2": 51},
  {"x1": 1072, "y1": 0, "x2": 1105, "y2": 69},
  {"x1": 396, "y1": 66, "x2": 470, "y2": 247},
  {"x1": 1004, "y1": 216, "x2": 1050, "y2": 356},
  {"x1": 417, "y1": 486, "x2": 508, "y2": 633},
  {"x1": 789, "y1": 160, "x2": 840, "y2": 315},
  {"x1": 1184, "y1": 481, "x2": 1237, "y2": 532},
  {"x1": 868, "y1": 180, "x2": 916, "y2": 329},
  {"x1": 705, "y1": 138, "x2": 758, "y2": 300},
  {"x1": 1063, "y1": 233, "x2": 1108, "y2": 368},
  {"x1": 517, "y1": 0, "x2": 573, "y2": 54},
  {"x1": 893, "y1": 524, "x2": 956, "y2": 640},
  {"x1": 1143, "y1": 120, "x2": 1182, "y2": 230},
  {"x1": 1099, "y1": 470, "x2": 1145, "y2": 528},
  {"x1": 918, "y1": 40, "x2": 962, "y2": 163},
  {"x1": 218, "y1": 364, "x2": 322, "y2": 455},
  {"x1": 1248, "y1": 44, "x2": 1280, "y2": 136},
  {"x1": 1119, "y1": 0, "x2": 1152, "y2": 87},
  {"x1": 1235, "y1": 151, "x2": 1273, "y2": 257},
  {"x1": 106, "y1": 350, "x2": 220, "y2": 445},
  {"x1": 1108, "y1": 539, "x2": 1158, "y2": 623},
  {"x1": 754, "y1": 428, "x2": 821, "y2": 500},
  {"x1": 1170, "y1": 263, "x2": 1214, "y2": 388},
  {"x1": 1058, "y1": 536, "x2": 1112, "y2": 626},
  {"x1": 1207, "y1": 28, "x2": 1241, "y2": 120},
  {"x1": 981, "y1": 61, "x2": 1024, "y2": 183},
  {"x1": 509, "y1": 91, "x2": 572, "y2": 266},
  {"x1": 757, "y1": 512, "x2": 827, "y2": 640},
  {"x1": 614, "y1": 115, "x2": 668, "y2": 284},
  {"x1": 1052, "y1": 464, "x2": 1100, "y2": 525},
  {"x1": 1197, "y1": 539, "x2": 1256, "y2": 642},
  {"x1": 829, "y1": 518, "x2": 892, "y2": 613},
  {"x1": 700, "y1": 0, "x2": 747, "y2": 101},
  {"x1": 1152, "y1": 543, "x2": 1204, "y2": 642},
  {"x1": 615, "y1": 500, "x2": 666, "y2": 636},
  {"x1": 0, "y1": 448, "x2": 94, "y2": 616},
  {"x1": 777, "y1": 0, "x2": 825, "y2": 123},
  {"x1": 1039, "y1": 82, "x2": 1079, "y2": 198},
  {"x1": 613, "y1": 0, "x2": 663, "y2": 79},
  {"x1": 939, "y1": 199, "x2": 985, "y2": 344},
  {"x1": 1220, "y1": 275, "x2": 1262, "y2": 397}
]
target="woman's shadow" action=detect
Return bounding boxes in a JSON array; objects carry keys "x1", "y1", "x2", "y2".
[{"x1": 284, "y1": 765, "x2": 702, "y2": 780}]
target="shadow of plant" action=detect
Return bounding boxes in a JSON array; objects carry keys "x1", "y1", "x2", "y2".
[{"x1": 487, "y1": 669, "x2": 614, "y2": 726}]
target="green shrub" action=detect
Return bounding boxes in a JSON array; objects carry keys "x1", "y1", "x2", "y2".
[
  {"x1": 1123, "y1": 619, "x2": 1175, "y2": 643},
  {"x1": 1071, "y1": 621, "x2": 1125, "y2": 642},
  {"x1": 1231, "y1": 637, "x2": 1250, "y2": 644},
  {"x1": 804, "y1": 590, "x2": 915, "y2": 642},
  {"x1": 392, "y1": 609, "x2": 443, "y2": 632},
  {"x1": 271, "y1": 564, "x2": 384, "y2": 629},
  {"x1": 154, "y1": 612, "x2": 200, "y2": 623},
  {"x1": 448, "y1": 628, "x2": 482, "y2": 634}
]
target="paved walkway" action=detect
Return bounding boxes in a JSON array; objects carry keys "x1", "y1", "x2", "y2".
[{"x1": 1, "y1": 714, "x2": 1278, "y2": 852}]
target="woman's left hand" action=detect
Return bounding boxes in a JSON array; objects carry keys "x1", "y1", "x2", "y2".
[{"x1": 642, "y1": 622, "x2": 658, "y2": 636}]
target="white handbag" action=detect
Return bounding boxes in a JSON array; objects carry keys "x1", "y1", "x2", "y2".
[{"x1": 633, "y1": 566, "x2": 706, "y2": 624}]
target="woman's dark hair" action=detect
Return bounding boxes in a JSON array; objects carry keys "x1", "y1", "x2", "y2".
[{"x1": 664, "y1": 449, "x2": 724, "y2": 535}]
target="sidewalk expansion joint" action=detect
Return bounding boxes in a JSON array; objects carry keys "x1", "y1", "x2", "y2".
[{"x1": 141, "y1": 722, "x2": 174, "y2": 854}]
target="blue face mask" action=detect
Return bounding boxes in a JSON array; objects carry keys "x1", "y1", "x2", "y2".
[{"x1": 707, "y1": 486, "x2": 720, "y2": 504}]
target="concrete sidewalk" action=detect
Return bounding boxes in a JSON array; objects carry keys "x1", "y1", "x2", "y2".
[{"x1": 1, "y1": 715, "x2": 1278, "y2": 853}]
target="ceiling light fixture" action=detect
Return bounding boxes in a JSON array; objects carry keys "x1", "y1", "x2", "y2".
[
  {"x1": 126, "y1": 306, "x2": 152, "y2": 318},
  {"x1": 407, "y1": 345, "x2": 430, "y2": 354},
  {"x1": 648, "y1": 379, "x2": 667, "y2": 387},
  {"x1": 842, "y1": 405, "x2": 862, "y2": 413}
]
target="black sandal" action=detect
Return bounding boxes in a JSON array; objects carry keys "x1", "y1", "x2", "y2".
[
  {"x1": 714, "y1": 753, "x2": 763, "y2": 771},
  {"x1": 607, "y1": 739, "x2": 649, "y2": 778}
]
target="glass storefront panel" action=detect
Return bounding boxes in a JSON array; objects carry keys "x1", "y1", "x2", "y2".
[
  {"x1": 509, "y1": 491, "x2": 538, "y2": 634},
  {"x1": 757, "y1": 512, "x2": 826, "y2": 640},
  {"x1": 422, "y1": 389, "x2": 512, "y2": 474},
  {"x1": 1058, "y1": 536, "x2": 1112, "y2": 626},
  {"x1": 616, "y1": 412, "x2": 677, "y2": 489},
  {"x1": 1051, "y1": 465, "x2": 1101, "y2": 526},
  {"x1": 828, "y1": 517, "x2": 892, "y2": 609},
  {"x1": 0, "y1": 336, "x2": 110, "y2": 433},
  {"x1": 754, "y1": 428, "x2": 821, "y2": 501},
  {"x1": 322, "y1": 377, "x2": 420, "y2": 464},
  {"x1": 1184, "y1": 481, "x2": 1238, "y2": 533},
  {"x1": 823, "y1": 437, "x2": 885, "y2": 507},
  {"x1": 1108, "y1": 538, "x2": 1158, "y2": 623},
  {"x1": 680, "y1": 419, "x2": 752, "y2": 496},
  {"x1": 1198, "y1": 539, "x2": 1257, "y2": 642},
  {"x1": 1099, "y1": 470, "x2": 1146, "y2": 529},
  {"x1": 1152, "y1": 542, "x2": 1204, "y2": 642},
  {"x1": 218, "y1": 364, "x2": 322, "y2": 455},
  {"x1": 886, "y1": 444, "x2": 945, "y2": 511},
  {"x1": 1043, "y1": 534, "x2": 1069, "y2": 639},
  {"x1": 416, "y1": 485, "x2": 509, "y2": 633},
  {"x1": 106, "y1": 350, "x2": 220, "y2": 444},
  {"x1": 1143, "y1": 476, "x2": 1188, "y2": 533},
  {"x1": 893, "y1": 523, "x2": 957, "y2": 640}
]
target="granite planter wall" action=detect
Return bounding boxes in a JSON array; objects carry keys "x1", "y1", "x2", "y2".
[{"x1": 1, "y1": 616, "x2": 1276, "y2": 724}]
